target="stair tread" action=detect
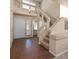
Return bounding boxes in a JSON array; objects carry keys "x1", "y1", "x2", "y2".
[
  {"x1": 43, "y1": 39, "x2": 49, "y2": 43},
  {"x1": 44, "y1": 37, "x2": 49, "y2": 40},
  {"x1": 46, "y1": 35, "x2": 49, "y2": 38},
  {"x1": 40, "y1": 41, "x2": 49, "y2": 49}
]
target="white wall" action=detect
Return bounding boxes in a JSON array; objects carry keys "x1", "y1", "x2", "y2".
[
  {"x1": 41, "y1": 0, "x2": 68, "y2": 18},
  {"x1": 10, "y1": 11, "x2": 13, "y2": 47},
  {"x1": 56, "y1": 38, "x2": 68, "y2": 54},
  {"x1": 14, "y1": 15, "x2": 26, "y2": 38},
  {"x1": 41, "y1": 0, "x2": 60, "y2": 18},
  {"x1": 51, "y1": 18, "x2": 68, "y2": 34},
  {"x1": 10, "y1": 0, "x2": 14, "y2": 47},
  {"x1": 49, "y1": 18, "x2": 68, "y2": 56},
  {"x1": 49, "y1": 34, "x2": 68, "y2": 56}
]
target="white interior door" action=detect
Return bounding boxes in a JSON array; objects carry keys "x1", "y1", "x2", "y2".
[{"x1": 14, "y1": 15, "x2": 25, "y2": 39}]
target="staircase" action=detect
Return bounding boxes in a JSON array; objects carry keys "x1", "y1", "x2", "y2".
[
  {"x1": 37, "y1": 8, "x2": 60, "y2": 50},
  {"x1": 40, "y1": 31, "x2": 50, "y2": 49}
]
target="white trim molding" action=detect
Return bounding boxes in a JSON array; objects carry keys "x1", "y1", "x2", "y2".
[{"x1": 49, "y1": 49, "x2": 68, "y2": 57}]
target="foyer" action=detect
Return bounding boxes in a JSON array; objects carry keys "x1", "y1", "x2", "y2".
[{"x1": 10, "y1": 0, "x2": 68, "y2": 59}]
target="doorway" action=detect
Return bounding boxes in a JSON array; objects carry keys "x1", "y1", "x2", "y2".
[
  {"x1": 32, "y1": 20, "x2": 38, "y2": 36},
  {"x1": 25, "y1": 19, "x2": 33, "y2": 37}
]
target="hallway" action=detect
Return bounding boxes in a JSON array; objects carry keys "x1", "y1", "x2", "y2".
[{"x1": 10, "y1": 37, "x2": 54, "y2": 59}]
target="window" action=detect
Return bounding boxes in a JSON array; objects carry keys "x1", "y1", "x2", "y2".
[
  {"x1": 60, "y1": 5, "x2": 68, "y2": 18},
  {"x1": 22, "y1": 0, "x2": 36, "y2": 12},
  {"x1": 22, "y1": 0, "x2": 35, "y2": 10},
  {"x1": 26, "y1": 21, "x2": 29, "y2": 30},
  {"x1": 22, "y1": 4, "x2": 29, "y2": 9},
  {"x1": 22, "y1": 0, "x2": 36, "y2": 6},
  {"x1": 30, "y1": 7, "x2": 35, "y2": 11},
  {"x1": 23, "y1": 0, "x2": 31, "y2": 4},
  {"x1": 22, "y1": 4, "x2": 35, "y2": 11},
  {"x1": 33, "y1": 21, "x2": 38, "y2": 30},
  {"x1": 22, "y1": 5, "x2": 35, "y2": 11},
  {"x1": 39, "y1": 21, "x2": 43, "y2": 28}
]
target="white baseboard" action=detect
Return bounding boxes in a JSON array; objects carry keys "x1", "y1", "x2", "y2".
[
  {"x1": 49, "y1": 50, "x2": 56, "y2": 56},
  {"x1": 49, "y1": 49, "x2": 68, "y2": 57}
]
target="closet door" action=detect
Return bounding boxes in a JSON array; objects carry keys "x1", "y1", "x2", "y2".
[{"x1": 14, "y1": 15, "x2": 25, "y2": 39}]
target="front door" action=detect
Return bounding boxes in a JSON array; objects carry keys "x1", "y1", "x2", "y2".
[{"x1": 25, "y1": 19, "x2": 33, "y2": 37}]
